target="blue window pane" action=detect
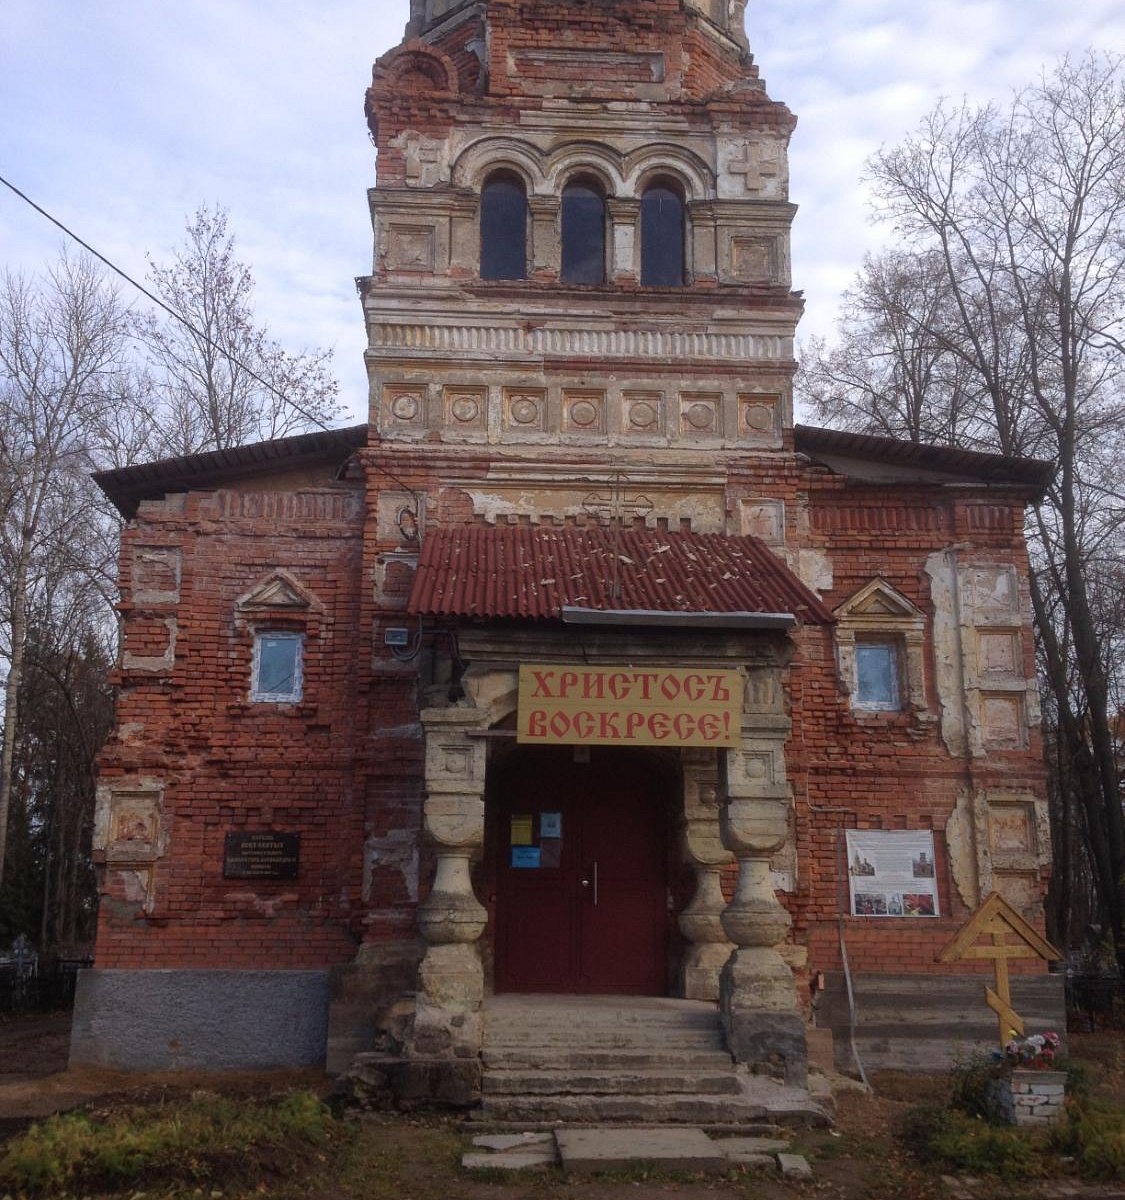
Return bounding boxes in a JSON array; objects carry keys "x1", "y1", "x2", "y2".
[
  {"x1": 641, "y1": 184, "x2": 684, "y2": 286},
  {"x1": 255, "y1": 634, "x2": 302, "y2": 701},
  {"x1": 561, "y1": 181, "x2": 606, "y2": 284},
  {"x1": 855, "y1": 642, "x2": 899, "y2": 709},
  {"x1": 480, "y1": 173, "x2": 527, "y2": 280}
]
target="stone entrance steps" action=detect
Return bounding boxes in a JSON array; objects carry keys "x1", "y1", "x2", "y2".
[{"x1": 476, "y1": 995, "x2": 828, "y2": 1127}]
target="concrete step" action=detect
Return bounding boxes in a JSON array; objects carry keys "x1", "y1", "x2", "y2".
[
  {"x1": 485, "y1": 1008, "x2": 721, "y2": 1027},
  {"x1": 479, "y1": 1093, "x2": 769, "y2": 1124},
  {"x1": 484, "y1": 1023, "x2": 724, "y2": 1042},
  {"x1": 477, "y1": 996, "x2": 825, "y2": 1129},
  {"x1": 483, "y1": 1068, "x2": 743, "y2": 1097},
  {"x1": 478, "y1": 1091, "x2": 831, "y2": 1126},
  {"x1": 483, "y1": 1047, "x2": 734, "y2": 1070},
  {"x1": 484, "y1": 1032, "x2": 727, "y2": 1053}
]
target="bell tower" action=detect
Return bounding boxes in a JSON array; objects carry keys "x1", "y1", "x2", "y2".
[
  {"x1": 361, "y1": 0, "x2": 801, "y2": 521},
  {"x1": 358, "y1": 0, "x2": 811, "y2": 1094}
]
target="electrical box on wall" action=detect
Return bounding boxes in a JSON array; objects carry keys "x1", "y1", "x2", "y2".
[{"x1": 384, "y1": 627, "x2": 410, "y2": 647}]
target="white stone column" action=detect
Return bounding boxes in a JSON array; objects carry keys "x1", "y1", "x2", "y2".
[
  {"x1": 528, "y1": 195, "x2": 561, "y2": 279},
  {"x1": 678, "y1": 751, "x2": 734, "y2": 1000},
  {"x1": 413, "y1": 708, "x2": 489, "y2": 1062},
  {"x1": 607, "y1": 198, "x2": 640, "y2": 284},
  {"x1": 717, "y1": 666, "x2": 807, "y2": 1085}
]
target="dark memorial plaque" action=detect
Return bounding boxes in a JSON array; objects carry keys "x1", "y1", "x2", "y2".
[{"x1": 223, "y1": 831, "x2": 300, "y2": 880}]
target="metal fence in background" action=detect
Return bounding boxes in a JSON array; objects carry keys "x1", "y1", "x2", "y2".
[
  {"x1": 1065, "y1": 974, "x2": 1125, "y2": 1032},
  {"x1": 0, "y1": 958, "x2": 89, "y2": 1016}
]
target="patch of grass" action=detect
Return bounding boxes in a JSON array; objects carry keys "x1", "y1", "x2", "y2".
[
  {"x1": 0, "y1": 1090, "x2": 340, "y2": 1195},
  {"x1": 899, "y1": 1104, "x2": 1045, "y2": 1181},
  {"x1": 1052, "y1": 1098, "x2": 1125, "y2": 1182}
]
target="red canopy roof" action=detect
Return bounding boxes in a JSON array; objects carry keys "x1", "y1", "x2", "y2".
[{"x1": 407, "y1": 525, "x2": 834, "y2": 625}]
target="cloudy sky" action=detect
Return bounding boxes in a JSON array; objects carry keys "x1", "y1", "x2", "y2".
[{"x1": 2, "y1": 1, "x2": 1122, "y2": 425}]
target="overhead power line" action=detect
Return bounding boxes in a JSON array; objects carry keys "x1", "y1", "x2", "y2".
[{"x1": 0, "y1": 172, "x2": 333, "y2": 432}]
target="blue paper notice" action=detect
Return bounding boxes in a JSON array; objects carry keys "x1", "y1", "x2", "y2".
[{"x1": 511, "y1": 846, "x2": 541, "y2": 869}]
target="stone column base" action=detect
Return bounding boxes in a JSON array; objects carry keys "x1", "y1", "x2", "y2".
[
  {"x1": 720, "y1": 948, "x2": 807, "y2": 1086},
  {"x1": 680, "y1": 942, "x2": 734, "y2": 1001},
  {"x1": 410, "y1": 943, "x2": 483, "y2": 1062},
  {"x1": 336, "y1": 1052, "x2": 482, "y2": 1112}
]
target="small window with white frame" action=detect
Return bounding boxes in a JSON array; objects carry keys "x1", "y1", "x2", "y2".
[
  {"x1": 854, "y1": 638, "x2": 902, "y2": 711},
  {"x1": 251, "y1": 632, "x2": 303, "y2": 703},
  {"x1": 834, "y1": 579, "x2": 930, "y2": 719}
]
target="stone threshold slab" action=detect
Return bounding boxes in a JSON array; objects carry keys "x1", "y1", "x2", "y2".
[{"x1": 555, "y1": 1126, "x2": 726, "y2": 1174}]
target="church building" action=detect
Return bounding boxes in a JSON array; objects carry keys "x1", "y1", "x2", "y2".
[{"x1": 73, "y1": 0, "x2": 1063, "y2": 1098}]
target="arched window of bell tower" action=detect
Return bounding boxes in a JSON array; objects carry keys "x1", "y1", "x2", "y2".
[
  {"x1": 640, "y1": 179, "x2": 685, "y2": 287},
  {"x1": 480, "y1": 171, "x2": 528, "y2": 280},
  {"x1": 560, "y1": 176, "x2": 607, "y2": 285}
]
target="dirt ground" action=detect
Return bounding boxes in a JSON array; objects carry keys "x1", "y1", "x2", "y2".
[{"x1": 1, "y1": 1013, "x2": 1123, "y2": 1199}]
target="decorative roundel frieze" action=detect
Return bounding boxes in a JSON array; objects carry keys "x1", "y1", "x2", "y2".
[
  {"x1": 629, "y1": 401, "x2": 658, "y2": 429},
  {"x1": 510, "y1": 396, "x2": 540, "y2": 425},
  {"x1": 390, "y1": 392, "x2": 420, "y2": 421},
  {"x1": 569, "y1": 399, "x2": 599, "y2": 427},
  {"x1": 744, "y1": 401, "x2": 774, "y2": 432},
  {"x1": 450, "y1": 395, "x2": 480, "y2": 423},
  {"x1": 685, "y1": 402, "x2": 715, "y2": 430}
]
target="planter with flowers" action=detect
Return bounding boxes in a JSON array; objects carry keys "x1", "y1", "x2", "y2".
[{"x1": 986, "y1": 1033, "x2": 1066, "y2": 1126}]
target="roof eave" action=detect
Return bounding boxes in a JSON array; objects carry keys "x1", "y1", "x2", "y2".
[
  {"x1": 94, "y1": 424, "x2": 369, "y2": 518},
  {"x1": 561, "y1": 606, "x2": 797, "y2": 630}
]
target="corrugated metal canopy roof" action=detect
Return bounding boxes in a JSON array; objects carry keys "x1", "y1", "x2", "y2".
[{"x1": 407, "y1": 524, "x2": 835, "y2": 625}]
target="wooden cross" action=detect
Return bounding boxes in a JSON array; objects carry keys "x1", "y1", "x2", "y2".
[{"x1": 937, "y1": 892, "x2": 1062, "y2": 1049}]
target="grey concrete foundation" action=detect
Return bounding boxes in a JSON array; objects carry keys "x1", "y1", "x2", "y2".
[
  {"x1": 816, "y1": 972, "x2": 1067, "y2": 1074},
  {"x1": 69, "y1": 969, "x2": 330, "y2": 1071}
]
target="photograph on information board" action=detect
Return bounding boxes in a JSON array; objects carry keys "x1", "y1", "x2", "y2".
[{"x1": 845, "y1": 830, "x2": 939, "y2": 918}]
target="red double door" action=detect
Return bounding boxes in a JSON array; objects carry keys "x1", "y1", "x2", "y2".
[{"x1": 493, "y1": 746, "x2": 669, "y2": 995}]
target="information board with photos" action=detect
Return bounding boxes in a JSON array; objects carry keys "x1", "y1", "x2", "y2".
[{"x1": 845, "y1": 830, "x2": 939, "y2": 918}]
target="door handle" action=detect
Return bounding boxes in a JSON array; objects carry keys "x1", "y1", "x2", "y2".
[{"x1": 582, "y1": 859, "x2": 599, "y2": 902}]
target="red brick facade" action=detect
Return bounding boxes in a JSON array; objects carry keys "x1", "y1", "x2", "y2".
[{"x1": 83, "y1": 0, "x2": 1058, "y2": 1075}]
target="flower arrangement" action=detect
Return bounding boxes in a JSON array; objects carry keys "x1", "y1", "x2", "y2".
[{"x1": 997, "y1": 1031, "x2": 1061, "y2": 1070}]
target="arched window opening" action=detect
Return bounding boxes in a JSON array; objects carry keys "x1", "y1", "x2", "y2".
[
  {"x1": 561, "y1": 177, "x2": 606, "y2": 284},
  {"x1": 640, "y1": 181, "x2": 685, "y2": 287},
  {"x1": 480, "y1": 172, "x2": 527, "y2": 280}
]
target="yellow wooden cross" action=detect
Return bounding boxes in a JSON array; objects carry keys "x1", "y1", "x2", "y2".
[{"x1": 936, "y1": 892, "x2": 1062, "y2": 1048}]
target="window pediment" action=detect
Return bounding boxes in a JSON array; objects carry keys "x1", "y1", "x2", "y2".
[
  {"x1": 834, "y1": 578, "x2": 924, "y2": 626},
  {"x1": 834, "y1": 579, "x2": 930, "y2": 719},
  {"x1": 235, "y1": 569, "x2": 325, "y2": 620}
]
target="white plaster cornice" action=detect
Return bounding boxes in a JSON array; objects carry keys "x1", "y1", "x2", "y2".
[{"x1": 367, "y1": 320, "x2": 793, "y2": 363}]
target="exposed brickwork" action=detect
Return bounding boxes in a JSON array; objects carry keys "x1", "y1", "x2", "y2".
[
  {"x1": 90, "y1": 0, "x2": 1053, "y2": 1029},
  {"x1": 95, "y1": 477, "x2": 369, "y2": 968}
]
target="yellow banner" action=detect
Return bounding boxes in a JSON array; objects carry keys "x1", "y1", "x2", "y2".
[{"x1": 517, "y1": 664, "x2": 743, "y2": 748}]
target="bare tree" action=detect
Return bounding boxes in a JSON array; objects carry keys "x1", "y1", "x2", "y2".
[
  {"x1": 799, "y1": 52, "x2": 1125, "y2": 970},
  {"x1": 0, "y1": 253, "x2": 131, "y2": 891},
  {"x1": 139, "y1": 205, "x2": 341, "y2": 456},
  {"x1": 801, "y1": 250, "x2": 989, "y2": 445}
]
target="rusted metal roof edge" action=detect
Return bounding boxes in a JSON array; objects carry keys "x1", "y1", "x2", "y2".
[
  {"x1": 407, "y1": 525, "x2": 837, "y2": 626},
  {"x1": 562, "y1": 607, "x2": 797, "y2": 630},
  {"x1": 94, "y1": 424, "x2": 369, "y2": 517},
  {"x1": 794, "y1": 424, "x2": 1054, "y2": 490}
]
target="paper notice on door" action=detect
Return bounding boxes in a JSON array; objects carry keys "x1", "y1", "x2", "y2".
[
  {"x1": 510, "y1": 815, "x2": 533, "y2": 846},
  {"x1": 540, "y1": 811, "x2": 562, "y2": 838},
  {"x1": 511, "y1": 846, "x2": 541, "y2": 869},
  {"x1": 539, "y1": 838, "x2": 562, "y2": 868}
]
